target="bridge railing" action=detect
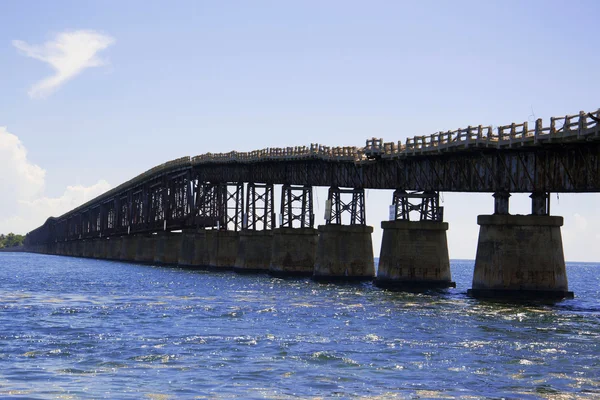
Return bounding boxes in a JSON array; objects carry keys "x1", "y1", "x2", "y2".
[{"x1": 184, "y1": 109, "x2": 598, "y2": 164}]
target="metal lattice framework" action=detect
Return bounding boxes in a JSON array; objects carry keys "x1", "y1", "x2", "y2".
[
  {"x1": 245, "y1": 183, "x2": 275, "y2": 230},
  {"x1": 217, "y1": 183, "x2": 244, "y2": 231},
  {"x1": 325, "y1": 187, "x2": 366, "y2": 225},
  {"x1": 393, "y1": 190, "x2": 443, "y2": 221},
  {"x1": 194, "y1": 182, "x2": 243, "y2": 230},
  {"x1": 280, "y1": 185, "x2": 314, "y2": 228},
  {"x1": 195, "y1": 182, "x2": 220, "y2": 227}
]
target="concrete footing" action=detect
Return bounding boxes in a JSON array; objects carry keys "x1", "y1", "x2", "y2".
[
  {"x1": 313, "y1": 224, "x2": 375, "y2": 281},
  {"x1": 269, "y1": 228, "x2": 318, "y2": 277},
  {"x1": 206, "y1": 230, "x2": 239, "y2": 269},
  {"x1": 375, "y1": 220, "x2": 455, "y2": 290},
  {"x1": 468, "y1": 215, "x2": 573, "y2": 299},
  {"x1": 234, "y1": 230, "x2": 273, "y2": 273}
]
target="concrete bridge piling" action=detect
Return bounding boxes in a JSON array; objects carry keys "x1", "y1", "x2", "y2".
[
  {"x1": 234, "y1": 183, "x2": 275, "y2": 273},
  {"x1": 269, "y1": 185, "x2": 318, "y2": 277},
  {"x1": 468, "y1": 192, "x2": 573, "y2": 299},
  {"x1": 313, "y1": 187, "x2": 375, "y2": 281},
  {"x1": 376, "y1": 190, "x2": 455, "y2": 290},
  {"x1": 135, "y1": 234, "x2": 156, "y2": 263},
  {"x1": 206, "y1": 230, "x2": 239, "y2": 269}
]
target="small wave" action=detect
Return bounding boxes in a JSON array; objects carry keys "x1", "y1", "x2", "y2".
[
  {"x1": 23, "y1": 349, "x2": 70, "y2": 358},
  {"x1": 56, "y1": 368, "x2": 98, "y2": 375},
  {"x1": 130, "y1": 354, "x2": 177, "y2": 363}
]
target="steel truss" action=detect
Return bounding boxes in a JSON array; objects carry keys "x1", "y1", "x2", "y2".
[
  {"x1": 195, "y1": 182, "x2": 244, "y2": 230},
  {"x1": 325, "y1": 187, "x2": 366, "y2": 225},
  {"x1": 168, "y1": 173, "x2": 191, "y2": 222},
  {"x1": 29, "y1": 138, "x2": 600, "y2": 245},
  {"x1": 392, "y1": 190, "x2": 443, "y2": 221},
  {"x1": 280, "y1": 185, "x2": 314, "y2": 228},
  {"x1": 245, "y1": 183, "x2": 275, "y2": 230}
]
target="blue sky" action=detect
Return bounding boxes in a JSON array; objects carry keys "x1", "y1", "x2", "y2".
[{"x1": 1, "y1": 1, "x2": 599, "y2": 260}]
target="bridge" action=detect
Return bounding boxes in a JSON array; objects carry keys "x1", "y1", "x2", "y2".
[{"x1": 25, "y1": 108, "x2": 600, "y2": 299}]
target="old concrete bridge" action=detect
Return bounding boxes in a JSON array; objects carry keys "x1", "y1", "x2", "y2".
[{"x1": 25, "y1": 109, "x2": 600, "y2": 299}]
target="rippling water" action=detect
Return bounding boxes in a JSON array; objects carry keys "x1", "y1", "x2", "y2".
[{"x1": 0, "y1": 253, "x2": 599, "y2": 399}]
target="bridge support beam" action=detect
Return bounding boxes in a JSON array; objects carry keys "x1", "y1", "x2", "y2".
[
  {"x1": 196, "y1": 181, "x2": 243, "y2": 269},
  {"x1": 469, "y1": 195, "x2": 573, "y2": 299},
  {"x1": 313, "y1": 187, "x2": 375, "y2": 281},
  {"x1": 234, "y1": 183, "x2": 275, "y2": 273},
  {"x1": 270, "y1": 185, "x2": 317, "y2": 277},
  {"x1": 376, "y1": 191, "x2": 454, "y2": 289}
]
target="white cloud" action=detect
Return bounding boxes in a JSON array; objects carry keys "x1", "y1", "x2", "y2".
[
  {"x1": 0, "y1": 127, "x2": 110, "y2": 234},
  {"x1": 0, "y1": 127, "x2": 45, "y2": 201},
  {"x1": 13, "y1": 30, "x2": 115, "y2": 98}
]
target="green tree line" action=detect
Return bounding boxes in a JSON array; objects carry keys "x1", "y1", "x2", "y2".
[{"x1": 0, "y1": 233, "x2": 25, "y2": 248}]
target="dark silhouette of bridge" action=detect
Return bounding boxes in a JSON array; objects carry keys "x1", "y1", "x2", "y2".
[{"x1": 24, "y1": 108, "x2": 600, "y2": 300}]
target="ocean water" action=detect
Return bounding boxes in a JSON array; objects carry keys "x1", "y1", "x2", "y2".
[{"x1": 0, "y1": 253, "x2": 598, "y2": 399}]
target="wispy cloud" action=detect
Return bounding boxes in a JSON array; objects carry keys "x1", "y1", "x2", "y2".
[{"x1": 13, "y1": 30, "x2": 115, "y2": 98}]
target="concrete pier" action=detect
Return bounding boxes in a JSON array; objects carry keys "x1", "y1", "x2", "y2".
[
  {"x1": 313, "y1": 225, "x2": 375, "y2": 281},
  {"x1": 82, "y1": 240, "x2": 93, "y2": 258},
  {"x1": 192, "y1": 231, "x2": 210, "y2": 267},
  {"x1": 74, "y1": 240, "x2": 84, "y2": 258},
  {"x1": 64, "y1": 241, "x2": 73, "y2": 256},
  {"x1": 376, "y1": 220, "x2": 455, "y2": 289},
  {"x1": 176, "y1": 230, "x2": 211, "y2": 268},
  {"x1": 135, "y1": 234, "x2": 156, "y2": 263},
  {"x1": 92, "y1": 238, "x2": 108, "y2": 259},
  {"x1": 119, "y1": 235, "x2": 138, "y2": 261},
  {"x1": 177, "y1": 231, "x2": 196, "y2": 267},
  {"x1": 106, "y1": 236, "x2": 122, "y2": 260},
  {"x1": 468, "y1": 215, "x2": 573, "y2": 299},
  {"x1": 206, "y1": 230, "x2": 239, "y2": 269},
  {"x1": 269, "y1": 228, "x2": 318, "y2": 277},
  {"x1": 234, "y1": 230, "x2": 273, "y2": 273},
  {"x1": 153, "y1": 232, "x2": 181, "y2": 265}
]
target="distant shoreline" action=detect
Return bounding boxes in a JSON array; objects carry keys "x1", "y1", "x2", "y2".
[{"x1": 0, "y1": 246, "x2": 26, "y2": 253}]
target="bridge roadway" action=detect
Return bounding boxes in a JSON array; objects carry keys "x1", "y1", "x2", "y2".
[{"x1": 24, "y1": 108, "x2": 600, "y2": 300}]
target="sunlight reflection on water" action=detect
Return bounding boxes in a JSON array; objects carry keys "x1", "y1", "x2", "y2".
[{"x1": 0, "y1": 253, "x2": 598, "y2": 398}]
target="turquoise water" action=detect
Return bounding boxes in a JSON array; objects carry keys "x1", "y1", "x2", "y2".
[{"x1": 0, "y1": 253, "x2": 599, "y2": 399}]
